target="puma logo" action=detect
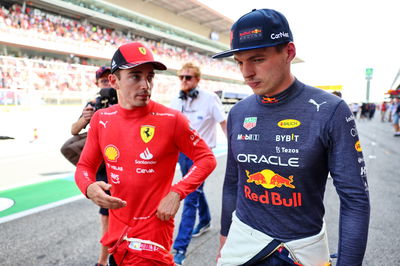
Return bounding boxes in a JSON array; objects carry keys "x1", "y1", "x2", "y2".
[
  {"x1": 308, "y1": 99, "x2": 327, "y2": 112},
  {"x1": 99, "y1": 120, "x2": 108, "y2": 128}
]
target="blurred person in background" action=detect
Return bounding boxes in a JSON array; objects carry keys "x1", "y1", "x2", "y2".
[
  {"x1": 71, "y1": 66, "x2": 113, "y2": 266},
  {"x1": 391, "y1": 98, "x2": 400, "y2": 136},
  {"x1": 170, "y1": 62, "x2": 227, "y2": 265},
  {"x1": 380, "y1": 101, "x2": 387, "y2": 122},
  {"x1": 351, "y1": 102, "x2": 359, "y2": 119},
  {"x1": 388, "y1": 99, "x2": 396, "y2": 123},
  {"x1": 74, "y1": 42, "x2": 216, "y2": 265},
  {"x1": 368, "y1": 102, "x2": 376, "y2": 120}
]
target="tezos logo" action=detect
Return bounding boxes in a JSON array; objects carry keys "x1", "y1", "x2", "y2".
[{"x1": 277, "y1": 119, "x2": 301, "y2": 129}]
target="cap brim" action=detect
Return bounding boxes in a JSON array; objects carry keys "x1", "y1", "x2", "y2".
[
  {"x1": 212, "y1": 49, "x2": 238, "y2": 59},
  {"x1": 212, "y1": 42, "x2": 289, "y2": 59},
  {"x1": 117, "y1": 61, "x2": 167, "y2": 72}
]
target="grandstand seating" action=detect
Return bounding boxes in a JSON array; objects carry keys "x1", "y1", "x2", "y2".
[{"x1": 0, "y1": 3, "x2": 249, "y2": 106}]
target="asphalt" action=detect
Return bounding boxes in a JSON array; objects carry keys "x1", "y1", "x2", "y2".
[{"x1": 0, "y1": 108, "x2": 399, "y2": 265}]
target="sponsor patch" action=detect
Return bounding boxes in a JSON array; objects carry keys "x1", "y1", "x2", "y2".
[
  {"x1": 140, "y1": 148, "x2": 153, "y2": 160},
  {"x1": 239, "y1": 27, "x2": 263, "y2": 43},
  {"x1": 243, "y1": 117, "x2": 257, "y2": 130},
  {"x1": 237, "y1": 134, "x2": 260, "y2": 141},
  {"x1": 244, "y1": 185, "x2": 302, "y2": 207},
  {"x1": 110, "y1": 172, "x2": 120, "y2": 184},
  {"x1": 275, "y1": 134, "x2": 299, "y2": 142},
  {"x1": 136, "y1": 168, "x2": 155, "y2": 174},
  {"x1": 277, "y1": 119, "x2": 301, "y2": 129},
  {"x1": 128, "y1": 241, "x2": 159, "y2": 252},
  {"x1": 245, "y1": 169, "x2": 295, "y2": 189},
  {"x1": 237, "y1": 153, "x2": 299, "y2": 167},
  {"x1": 140, "y1": 125, "x2": 155, "y2": 143},
  {"x1": 355, "y1": 140, "x2": 362, "y2": 152},
  {"x1": 104, "y1": 145, "x2": 119, "y2": 162}
]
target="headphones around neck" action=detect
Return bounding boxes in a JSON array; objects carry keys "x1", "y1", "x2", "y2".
[{"x1": 179, "y1": 88, "x2": 199, "y2": 100}]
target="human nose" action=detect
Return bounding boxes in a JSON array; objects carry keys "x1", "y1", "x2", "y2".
[
  {"x1": 241, "y1": 62, "x2": 255, "y2": 79},
  {"x1": 139, "y1": 78, "x2": 151, "y2": 90}
]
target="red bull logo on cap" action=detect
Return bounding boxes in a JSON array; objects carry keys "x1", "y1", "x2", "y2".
[{"x1": 246, "y1": 169, "x2": 295, "y2": 189}]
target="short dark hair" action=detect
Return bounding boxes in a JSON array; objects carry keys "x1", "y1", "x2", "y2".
[
  {"x1": 113, "y1": 70, "x2": 121, "y2": 79},
  {"x1": 275, "y1": 42, "x2": 289, "y2": 53}
]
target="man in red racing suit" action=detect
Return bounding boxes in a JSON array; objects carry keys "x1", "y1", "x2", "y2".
[{"x1": 75, "y1": 42, "x2": 216, "y2": 265}]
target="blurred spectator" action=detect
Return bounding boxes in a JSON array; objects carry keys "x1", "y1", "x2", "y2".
[
  {"x1": 0, "y1": 3, "x2": 241, "y2": 80},
  {"x1": 380, "y1": 101, "x2": 387, "y2": 122},
  {"x1": 368, "y1": 103, "x2": 376, "y2": 120},
  {"x1": 360, "y1": 103, "x2": 369, "y2": 120},
  {"x1": 392, "y1": 98, "x2": 400, "y2": 136},
  {"x1": 351, "y1": 102, "x2": 359, "y2": 119}
]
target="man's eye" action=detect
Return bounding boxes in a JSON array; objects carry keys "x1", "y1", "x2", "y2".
[
  {"x1": 148, "y1": 75, "x2": 155, "y2": 82},
  {"x1": 253, "y1": 58, "x2": 264, "y2": 63}
]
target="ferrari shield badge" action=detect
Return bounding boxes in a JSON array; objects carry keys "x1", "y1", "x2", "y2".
[{"x1": 140, "y1": 125, "x2": 155, "y2": 143}]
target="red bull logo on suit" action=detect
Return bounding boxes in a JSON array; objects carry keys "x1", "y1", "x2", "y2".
[
  {"x1": 246, "y1": 169, "x2": 295, "y2": 189},
  {"x1": 244, "y1": 169, "x2": 301, "y2": 207}
]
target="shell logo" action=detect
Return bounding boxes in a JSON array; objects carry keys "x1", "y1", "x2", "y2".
[
  {"x1": 277, "y1": 119, "x2": 301, "y2": 129},
  {"x1": 105, "y1": 145, "x2": 120, "y2": 162},
  {"x1": 355, "y1": 140, "x2": 362, "y2": 152}
]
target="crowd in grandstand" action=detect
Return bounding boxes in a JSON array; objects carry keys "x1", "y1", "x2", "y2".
[
  {"x1": 0, "y1": 54, "x2": 248, "y2": 106},
  {"x1": 0, "y1": 3, "x2": 241, "y2": 80}
]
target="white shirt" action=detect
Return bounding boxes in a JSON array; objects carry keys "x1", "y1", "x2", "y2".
[{"x1": 170, "y1": 87, "x2": 225, "y2": 148}]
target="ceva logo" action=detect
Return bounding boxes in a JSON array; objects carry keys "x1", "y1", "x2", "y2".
[{"x1": 277, "y1": 119, "x2": 301, "y2": 129}]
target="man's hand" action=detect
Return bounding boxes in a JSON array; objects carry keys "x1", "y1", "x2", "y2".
[
  {"x1": 86, "y1": 181, "x2": 126, "y2": 209},
  {"x1": 217, "y1": 235, "x2": 227, "y2": 261},
  {"x1": 156, "y1": 191, "x2": 181, "y2": 221},
  {"x1": 82, "y1": 105, "x2": 95, "y2": 122}
]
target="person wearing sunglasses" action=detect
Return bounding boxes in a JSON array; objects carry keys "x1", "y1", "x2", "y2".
[{"x1": 170, "y1": 62, "x2": 227, "y2": 265}]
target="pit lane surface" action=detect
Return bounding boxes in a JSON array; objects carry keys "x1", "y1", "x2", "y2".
[{"x1": 0, "y1": 115, "x2": 399, "y2": 265}]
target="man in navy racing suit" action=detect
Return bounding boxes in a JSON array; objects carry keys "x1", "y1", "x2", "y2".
[{"x1": 212, "y1": 9, "x2": 370, "y2": 266}]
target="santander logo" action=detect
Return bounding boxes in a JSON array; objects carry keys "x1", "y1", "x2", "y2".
[{"x1": 140, "y1": 148, "x2": 153, "y2": 160}]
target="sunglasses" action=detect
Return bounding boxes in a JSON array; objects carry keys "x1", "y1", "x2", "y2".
[{"x1": 179, "y1": 75, "x2": 193, "y2": 81}]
